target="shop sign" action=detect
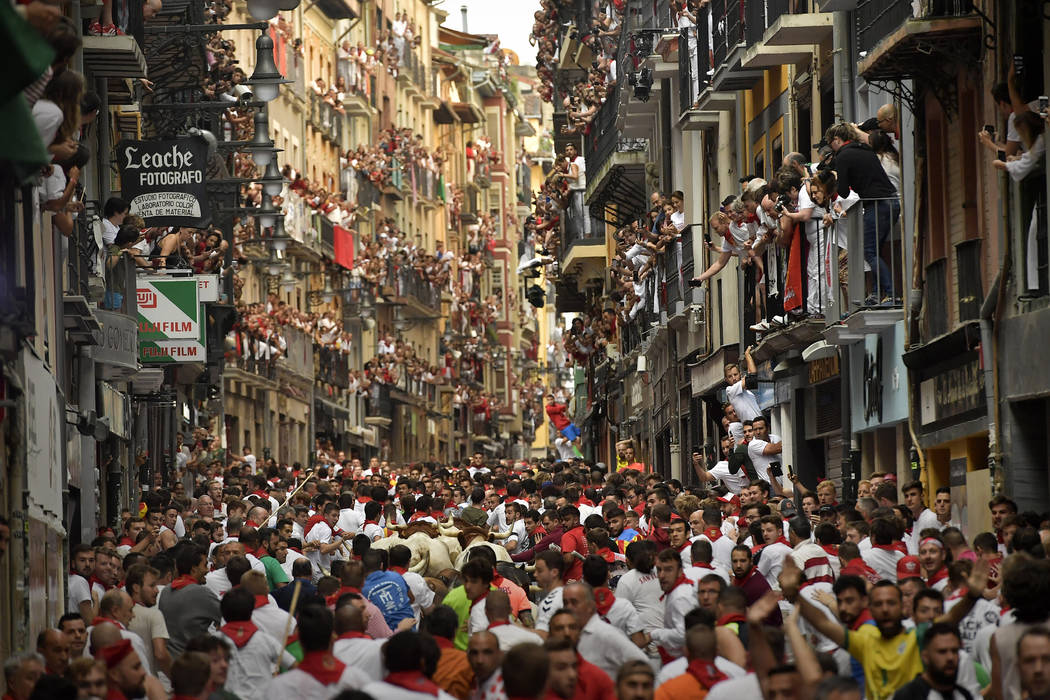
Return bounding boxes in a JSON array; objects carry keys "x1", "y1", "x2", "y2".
[
  {"x1": 808, "y1": 355, "x2": 840, "y2": 385},
  {"x1": 93, "y1": 309, "x2": 139, "y2": 378},
  {"x1": 920, "y1": 353, "x2": 984, "y2": 426},
  {"x1": 851, "y1": 322, "x2": 909, "y2": 431},
  {"x1": 117, "y1": 136, "x2": 211, "y2": 227},
  {"x1": 137, "y1": 278, "x2": 206, "y2": 363},
  {"x1": 196, "y1": 274, "x2": 220, "y2": 302}
]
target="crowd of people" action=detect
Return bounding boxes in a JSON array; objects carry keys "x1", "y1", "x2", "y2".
[{"x1": 14, "y1": 417, "x2": 1050, "y2": 700}]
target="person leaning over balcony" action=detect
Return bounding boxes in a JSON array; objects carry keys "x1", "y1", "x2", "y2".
[
  {"x1": 824, "y1": 122, "x2": 900, "y2": 306},
  {"x1": 687, "y1": 209, "x2": 755, "y2": 287}
]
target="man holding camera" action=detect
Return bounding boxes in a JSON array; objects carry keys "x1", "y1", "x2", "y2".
[{"x1": 746, "y1": 415, "x2": 784, "y2": 495}]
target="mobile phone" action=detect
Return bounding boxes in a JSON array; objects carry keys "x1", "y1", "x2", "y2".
[
  {"x1": 787, "y1": 464, "x2": 794, "y2": 477},
  {"x1": 770, "y1": 463, "x2": 783, "y2": 478},
  {"x1": 1014, "y1": 54, "x2": 1024, "y2": 75},
  {"x1": 998, "y1": 150, "x2": 1007, "y2": 161},
  {"x1": 983, "y1": 124, "x2": 995, "y2": 136}
]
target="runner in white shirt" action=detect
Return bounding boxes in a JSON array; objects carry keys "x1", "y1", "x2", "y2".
[
  {"x1": 218, "y1": 588, "x2": 295, "y2": 698},
  {"x1": 485, "y1": 591, "x2": 543, "y2": 651},
  {"x1": 533, "y1": 551, "x2": 566, "y2": 634},
  {"x1": 563, "y1": 585, "x2": 648, "y2": 682},
  {"x1": 756, "y1": 516, "x2": 793, "y2": 590},
  {"x1": 689, "y1": 507, "x2": 736, "y2": 570},
  {"x1": 332, "y1": 604, "x2": 385, "y2": 682},
  {"x1": 616, "y1": 542, "x2": 665, "y2": 632},
  {"x1": 646, "y1": 551, "x2": 696, "y2": 662},
  {"x1": 902, "y1": 480, "x2": 943, "y2": 554},
  {"x1": 305, "y1": 504, "x2": 347, "y2": 580},
  {"x1": 746, "y1": 416, "x2": 783, "y2": 492}
]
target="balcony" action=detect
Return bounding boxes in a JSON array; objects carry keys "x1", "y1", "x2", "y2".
[
  {"x1": 141, "y1": 0, "x2": 205, "y2": 93},
  {"x1": 336, "y1": 57, "x2": 372, "y2": 114},
  {"x1": 308, "y1": 90, "x2": 343, "y2": 145},
  {"x1": 404, "y1": 161, "x2": 438, "y2": 204},
  {"x1": 708, "y1": 0, "x2": 764, "y2": 91},
  {"x1": 398, "y1": 48, "x2": 429, "y2": 98},
  {"x1": 381, "y1": 265, "x2": 441, "y2": 317},
  {"x1": 740, "y1": 0, "x2": 832, "y2": 70},
  {"x1": 383, "y1": 156, "x2": 406, "y2": 199},
  {"x1": 856, "y1": 0, "x2": 983, "y2": 82},
  {"x1": 365, "y1": 383, "x2": 393, "y2": 427},
  {"x1": 314, "y1": 0, "x2": 359, "y2": 20},
  {"x1": 555, "y1": 0, "x2": 597, "y2": 72},
  {"x1": 225, "y1": 330, "x2": 279, "y2": 388},
  {"x1": 315, "y1": 345, "x2": 350, "y2": 390},
  {"x1": 82, "y1": 0, "x2": 147, "y2": 78}
]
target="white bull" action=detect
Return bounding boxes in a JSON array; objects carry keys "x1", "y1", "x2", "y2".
[{"x1": 368, "y1": 530, "x2": 462, "y2": 577}]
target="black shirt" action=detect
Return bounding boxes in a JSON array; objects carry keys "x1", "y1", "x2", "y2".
[{"x1": 831, "y1": 141, "x2": 897, "y2": 199}]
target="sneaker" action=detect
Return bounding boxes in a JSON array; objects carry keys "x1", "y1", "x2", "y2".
[
  {"x1": 770, "y1": 315, "x2": 787, "y2": 327},
  {"x1": 101, "y1": 23, "x2": 125, "y2": 36},
  {"x1": 878, "y1": 296, "x2": 901, "y2": 307},
  {"x1": 749, "y1": 321, "x2": 770, "y2": 332},
  {"x1": 88, "y1": 21, "x2": 103, "y2": 35}
]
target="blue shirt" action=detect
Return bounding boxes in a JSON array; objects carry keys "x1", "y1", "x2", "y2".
[{"x1": 362, "y1": 569, "x2": 414, "y2": 628}]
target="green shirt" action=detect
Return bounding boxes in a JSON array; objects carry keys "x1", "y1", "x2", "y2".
[
  {"x1": 260, "y1": 555, "x2": 290, "y2": 590},
  {"x1": 444, "y1": 585, "x2": 472, "y2": 650}
]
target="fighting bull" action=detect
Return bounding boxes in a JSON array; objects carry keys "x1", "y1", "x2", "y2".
[{"x1": 368, "y1": 518, "x2": 514, "y2": 577}]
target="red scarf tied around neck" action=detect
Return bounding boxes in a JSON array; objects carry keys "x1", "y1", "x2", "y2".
[
  {"x1": 659, "y1": 573, "x2": 694, "y2": 601},
  {"x1": 703, "y1": 527, "x2": 722, "y2": 542},
  {"x1": 686, "y1": 659, "x2": 728, "y2": 690},
  {"x1": 170, "y1": 574, "x2": 198, "y2": 591},
  {"x1": 385, "y1": 671, "x2": 440, "y2": 697},
  {"x1": 220, "y1": 621, "x2": 258, "y2": 648},
  {"x1": 297, "y1": 651, "x2": 346, "y2": 685},
  {"x1": 594, "y1": 587, "x2": 616, "y2": 616}
]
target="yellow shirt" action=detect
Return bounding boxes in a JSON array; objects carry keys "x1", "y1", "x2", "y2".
[{"x1": 845, "y1": 623, "x2": 926, "y2": 700}]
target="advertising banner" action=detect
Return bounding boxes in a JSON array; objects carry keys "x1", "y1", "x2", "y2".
[
  {"x1": 138, "y1": 278, "x2": 206, "y2": 363},
  {"x1": 117, "y1": 136, "x2": 211, "y2": 227}
]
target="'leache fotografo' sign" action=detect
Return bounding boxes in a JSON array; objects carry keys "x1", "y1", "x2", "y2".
[{"x1": 117, "y1": 136, "x2": 211, "y2": 228}]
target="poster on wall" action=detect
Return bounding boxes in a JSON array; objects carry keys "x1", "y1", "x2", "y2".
[{"x1": 116, "y1": 136, "x2": 211, "y2": 228}]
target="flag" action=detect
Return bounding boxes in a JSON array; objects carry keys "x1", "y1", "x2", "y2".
[{"x1": 333, "y1": 225, "x2": 354, "y2": 270}]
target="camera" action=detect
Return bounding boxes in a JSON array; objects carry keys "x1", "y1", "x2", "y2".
[{"x1": 774, "y1": 193, "x2": 792, "y2": 214}]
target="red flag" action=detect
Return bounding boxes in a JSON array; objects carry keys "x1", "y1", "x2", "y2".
[
  {"x1": 783, "y1": 222, "x2": 804, "y2": 313},
  {"x1": 333, "y1": 225, "x2": 354, "y2": 269}
]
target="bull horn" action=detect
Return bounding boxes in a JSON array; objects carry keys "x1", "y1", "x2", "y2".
[
  {"x1": 529, "y1": 584, "x2": 543, "y2": 594},
  {"x1": 439, "y1": 526, "x2": 461, "y2": 536},
  {"x1": 441, "y1": 517, "x2": 454, "y2": 527},
  {"x1": 489, "y1": 529, "x2": 514, "y2": 539},
  {"x1": 524, "y1": 564, "x2": 536, "y2": 573},
  {"x1": 387, "y1": 523, "x2": 405, "y2": 531}
]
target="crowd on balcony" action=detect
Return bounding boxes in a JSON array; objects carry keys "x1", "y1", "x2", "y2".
[
  {"x1": 228, "y1": 300, "x2": 353, "y2": 373},
  {"x1": 530, "y1": 0, "x2": 623, "y2": 109}
]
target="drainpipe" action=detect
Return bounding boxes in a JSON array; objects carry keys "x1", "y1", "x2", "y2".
[
  {"x1": 980, "y1": 271, "x2": 1002, "y2": 493},
  {"x1": 832, "y1": 12, "x2": 853, "y2": 123}
]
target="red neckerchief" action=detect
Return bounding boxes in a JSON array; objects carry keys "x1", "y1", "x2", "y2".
[
  {"x1": 770, "y1": 536, "x2": 790, "y2": 548},
  {"x1": 246, "y1": 520, "x2": 260, "y2": 529},
  {"x1": 492, "y1": 573, "x2": 506, "y2": 588},
  {"x1": 733, "y1": 566, "x2": 760, "y2": 588},
  {"x1": 820, "y1": 544, "x2": 839, "y2": 558},
  {"x1": 716, "y1": 612, "x2": 746, "y2": 627},
  {"x1": 594, "y1": 586, "x2": 616, "y2": 616},
  {"x1": 364, "y1": 520, "x2": 378, "y2": 527},
  {"x1": 254, "y1": 595, "x2": 270, "y2": 609},
  {"x1": 434, "y1": 636, "x2": 455, "y2": 650},
  {"x1": 659, "y1": 573, "x2": 694, "y2": 601},
  {"x1": 576, "y1": 498, "x2": 594, "y2": 507},
  {"x1": 385, "y1": 671, "x2": 440, "y2": 697},
  {"x1": 686, "y1": 659, "x2": 728, "y2": 689},
  {"x1": 408, "y1": 512, "x2": 429, "y2": 522},
  {"x1": 390, "y1": 566, "x2": 408, "y2": 575},
  {"x1": 89, "y1": 575, "x2": 113, "y2": 592},
  {"x1": 849, "y1": 608, "x2": 874, "y2": 631},
  {"x1": 357, "y1": 496, "x2": 372, "y2": 505},
  {"x1": 220, "y1": 621, "x2": 259, "y2": 648},
  {"x1": 304, "y1": 514, "x2": 327, "y2": 539},
  {"x1": 840, "y1": 559, "x2": 881, "y2": 584},
  {"x1": 91, "y1": 616, "x2": 125, "y2": 630},
  {"x1": 430, "y1": 511, "x2": 445, "y2": 520},
  {"x1": 926, "y1": 567, "x2": 949, "y2": 587},
  {"x1": 118, "y1": 537, "x2": 135, "y2": 547},
  {"x1": 254, "y1": 547, "x2": 269, "y2": 559},
  {"x1": 703, "y1": 527, "x2": 722, "y2": 542},
  {"x1": 873, "y1": 542, "x2": 908, "y2": 554},
  {"x1": 471, "y1": 588, "x2": 491, "y2": 607},
  {"x1": 297, "y1": 651, "x2": 346, "y2": 685},
  {"x1": 251, "y1": 489, "x2": 268, "y2": 498},
  {"x1": 676, "y1": 541, "x2": 691, "y2": 554},
  {"x1": 595, "y1": 547, "x2": 616, "y2": 563},
  {"x1": 487, "y1": 620, "x2": 510, "y2": 629},
  {"x1": 337, "y1": 631, "x2": 372, "y2": 640},
  {"x1": 170, "y1": 574, "x2": 198, "y2": 591}
]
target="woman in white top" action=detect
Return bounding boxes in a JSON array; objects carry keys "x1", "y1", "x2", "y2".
[{"x1": 869, "y1": 129, "x2": 901, "y2": 196}]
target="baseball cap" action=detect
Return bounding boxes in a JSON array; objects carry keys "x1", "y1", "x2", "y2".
[{"x1": 897, "y1": 555, "x2": 921, "y2": 580}]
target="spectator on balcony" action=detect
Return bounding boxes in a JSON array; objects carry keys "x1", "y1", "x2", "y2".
[
  {"x1": 100, "y1": 197, "x2": 131, "y2": 246},
  {"x1": 992, "y1": 110, "x2": 1046, "y2": 298},
  {"x1": 391, "y1": 11, "x2": 407, "y2": 63},
  {"x1": 824, "y1": 122, "x2": 900, "y2": 306},
  {"x1": 868, "y1": 130, "x2": 901, "y2": 197},
  {"x1": 980, "y1": 69, "x2": 1041, "y2": 159},
  {"x1": 32, "y1": 67, "x2": 83, "y2": 168},
  {"x1": 800, "y1": 169, "x2": 859, "y2": 317}
]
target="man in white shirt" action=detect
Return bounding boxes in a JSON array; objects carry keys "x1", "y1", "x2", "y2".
[
  {"x1": 125, "y1": 564, "x2": 172, "y2": 678},
  {"x1": 746, "y1": 416, "x2": 784, "y2": 493},
  {"x1": 219, "y1": 588, "x2": 295, "y2": 698},
  {"x1": 362, "y1": 630, "x2": 457, "y2": 700},
  {"x1": 561, "y1": 583, "x2": 648, "y2": 681},
  {"x1": 615, "y1": 541, "x2": 664, "y2": 633},
  {"x1": 336, "y1": 493, "x2": 363, "y2": 535},
  {"x1": 724, "y1": 347, "x2": 761, "y2": 422},
  {"x1": 332, "y1": 601, "x2": 385, "y2": 682},
  {"x1": 485, "y1": 591, "x2": 543, "y2": 651},
  {"x1": 101, "y1": 197, "x2": 129, "y2": 246},
  {"x1": 756, "y1": 515, "x2": 793, "y2": 590},
  {"x1": 388, "y1": 544, "x2": 435, "y2": 621},
  {"x1": 261, "y1": 605, "x2": 370, "y2": 700},
  {"x1": 702, "y1": 437, "x2": 751, "y2": 495},
  {"x1": 645, "y1": 550, "x2": 695, "y2": 662},
  {"x1": 689, "y1": 506, "x2": 736, "y2": 570},
  {"x1": 902, "y1": 480, "x2": 943, "y2": 553},
  {"x1": 87, "y1": 590, "x2": 152, "y2": 678},
  {"x1": 305, "y1": 503, "x2": 347, "y2": 579},
  {"x1": 68, "y1": 544, "x2": 97, "y2": 622},
  {"x1": 533, "y1": 551, "x2": 566, "y2": 635}
]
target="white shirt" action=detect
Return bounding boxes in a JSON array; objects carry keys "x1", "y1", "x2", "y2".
[
  {"x1": 252, "y1": 595, "x2": 296, "y2": 642},
  {"x1": 128, "y1": 604, "x2": 168, "y2": 674},
  {"x1": 692, "y1": 533, "x2": 736, "y2": 570},
  {"x1": 362, "y1": 680, "x2": 457, "y2": 700},
  {"x1": 468, "y1": 597, "x2": 490, "y2": 634},
  {"x1": 862, "y1": 545, "x2": 904, "y2": 583},
  {"x1": 85, "y1": 626, "x2": 151, "y2": 679},
  {"x1": 615, "y1": 569, "x2": 664, "y2": 632},
  {"x1": 601, "y1": 596, "x2": 645, "y2": 637},
  {"x1": 649, "y1": 581, "x2": 695, "y2": 659},
  {"x1": 220, "y1": 627, "x2": 294, "y2": 698},
  {"x1": 333, "y1": 635, "x2": 386, "y2": 682},
  {"x1": 707, "y1": 460, "x2": 751, "y2": 494},
  {"x1": 576, "y1": 614, "x2": 648, "y2": 681},
  {"x1": 363, "y1": 522, "x2": 384, "y2": 541},
  {"x1": 402, "y1": 569, "x2": 435, "y2": 620},
  {"x1": 705, "y1": 673, "x2": 761, "y2": 700},
  {"x1": 488, "y1": 621, "x2": 544, "y2": 651},
  {"x1": 569, "y1": 156, "x2": 586, "y2": 190},
  {"x1": 747, "y1": 434, "x2": 783, "y2": 487},
  {"x1": 69, "y1": 574, "x2": 92, "y2": 611},
  {"x1": 945, "y1": 594, "x2": 1001, "y2": 656},
  {"x1": 336, "y1": 508, "x2": 362, "y2": 535},
  {"x1": 909, "y1": 508, "x2": 942, "y2": 554},
  {"x1": 757, "y1": 541, "x2": 792, "y2": 590},
  {"x1": 726, "y1": 378, "x2": 762, "y2": 421},
  {"x1": 261, "y1": 665, "x2": 370, "y2": 700},
  {"x1": 685, "y1": 563, "x2": 730, "y2": 586},
  {"x1": 205, "y1": 568, "x2": 233, "y2": 597},
  {"x1": 534, "y1": 586, "x2": 564, "y2": 632},
  {"x1": 306, "y1": 521, "x2": 338, "y2": 576}
]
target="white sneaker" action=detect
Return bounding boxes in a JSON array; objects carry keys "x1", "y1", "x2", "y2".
[{"x1": 749, "y1": 321, "x2": 769, "y2": 332}]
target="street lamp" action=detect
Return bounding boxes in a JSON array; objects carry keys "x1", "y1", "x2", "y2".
[
  {"x1": 247, "y1": 33, "x2": 291, "y2": 100},
  {"x1": 279, "y1": 270, "x2": 297, "y2": 292},
  {"x1": 269, "y1": 215, "x2": 291, "y2": 252},
  {"x1": 246, "y1": 0, "x2": 281, "y2": 22},
  {"x1": 243, "y1": 105, "x2": 282, "y2": 167},
  {"x1": 255, "y1": 191, "x2": 277, "y2": 230}
]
